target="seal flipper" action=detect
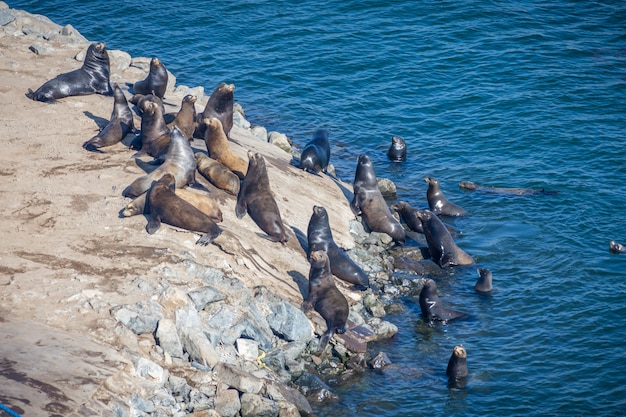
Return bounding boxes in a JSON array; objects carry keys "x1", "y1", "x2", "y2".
[
  {"x1": 317, "y1": 329, "x2": 335, "y2": 353},
  {"x1": 146, "y1": 216, "x2": 161, "y2": 234},
  {"x1": 235, "y1": 199, "x2": 247, "y2": 219},
  {"x1": 195, "y1": 224, "x2": 222, "y2": 246}
]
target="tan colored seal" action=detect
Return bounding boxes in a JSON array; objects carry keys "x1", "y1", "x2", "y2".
[
  {"x1": 195, "y1": 152, "x2": 240, "y2": 195},
  {"x1": 202, "y1": 117, "x2": 248, "y2": 179}
]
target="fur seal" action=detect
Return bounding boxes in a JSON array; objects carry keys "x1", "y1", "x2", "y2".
[
  {"x1": 475, "y1": 268, "x2": 493, "y2": 293},
  {"x1": 609, "y1": 240, "x2": 626, "y2": 254},
  {"x1": 307, "y1": 205, "x2": 369, "y2": 289},
  {"x1": 202, "y1": 117, "x2": 248, "y2": 179},
  {"x1": 195, "y1": 82, "x2": 235, "y2": 138},
  {"x1": 167, "y1": 95, "x2": 197, "y2": 140},
  {"x1": 130, "y1": 93, "x2": 165, "y2": 115},
  {"x1": 446, "y1": 345, "x2": 468, "y2": 388},
  {"x1": 392, "y1": 201, "x2": 458, "y2": 237},
  {"x1": 83, "y1": 84, "x2": 134, "y2": 151},
  {"x1": 195, "y1": 152, "x2": 240, "y2": 195},
  {"x1": 425, "y1": 176, "x2": 467, "y2": 217},
  {"x1": 416, "y1": 209, "x2": 474, "y2": 268},
  {"x1": 299, "y1": 129, "x2": 331, "y2": 173},
  {"x1": 26, "y1": 42, "x2": 112, "y2": 102},
  {"x1": 235, "y1": 152, "x2": 289, "y2": 243},
  {"x1": 419, "y1": 278, "x2": 467, "y2": 323},
  {"x1": 350, "y1": 154, "x2": 405, "y2": 243},
  {"x1": 146, "y1": 173, "x2": 221, "y2": 245},
  {"x1": 459, "y1": 181, "x2": 558, "y2": 196},
  {"x1": 123, "y1": 126, "x2": 196, "y2": 197},
  {"x1": 387, "y1": 135, "x2": 406, "y2": 162},
  {"x1": 302, "y1": 250, "x2": 349, "y2": 353},
  {"x1": 133, "y1": 57, "x2": 168, "y2": 98},
  {"x1": 135, "y1": 100, "x2": 171, "y2": 159},
  {"x1": 122, "y1": 188, "x2": 222, "y2": 223}
]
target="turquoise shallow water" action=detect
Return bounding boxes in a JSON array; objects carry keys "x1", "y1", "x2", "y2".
[{"x1": 8, "y1": 1, "x2": 626, "y2": 415}]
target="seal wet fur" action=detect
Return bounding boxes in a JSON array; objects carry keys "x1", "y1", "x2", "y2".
[
  {"x1": 446, "y1": 345, "x2": 468, "y2": 388},
  {"x1": 133, "y1": 57, "x2": 168, "y2": 99},
  {"x1": 195, "y1": 82, "x2": 235, "y2": 139},
  {"x1": 167, "y1": 94, "x2": 197, "y2": 140},
  {"x1": 425, "y1": 176, "x2": 467, "y2": 217},
  {"x1": 416, "y1": 209, "x2": 474, "y2": 268},
  {"x1": 135, "y1": 100, "x2": 171, "y2": 159},
  {"x1": 83, "y1": 84, "x2": 134, "y2": 151},
  {"x1": 474, "y1": 268, "x2": 493, "y2": 294},
  {"x1": 387, "y1": 135, "x2": 406, "y2": 162},
  {"x1": 299, "y1": 129, "x2": 331, "y2": 173},
  {"x1": 419, "y1": 278, "x2": 467, "y2": 323}
]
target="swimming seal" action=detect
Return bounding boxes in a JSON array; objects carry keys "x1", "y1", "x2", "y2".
[
  {"x1": 135, "y1": 100, "x2": 171, "y2": 159},
  {"x1": 302, "y1": 250, "x2": 349, "y2": 353},
  {"x1": 425, "y1": 176, "x2": 467, "y2": 217},
  {"x1": 419, "y1": 278, "x2": 467, "y2": 323},
  {"x1": 195, "y1": 152, "x2": 240, "y2": 196},
  {"x1": 195, "y1": 82, "x2": 235, "y2": 139},
  {"x1": 416, "y1": 209, "x2": 474, "y2": 268},
  {"x1": 387, "y1": 135, "x2": 406, "y2": 162},
  {"x1": 459, "y1": 181, "x2": 558, "y2": 196},
  {"x1": 446, "y1": 345, "x2": 468, "y2": 388},
  {"x1": 133, "y1": 57, "x2": 168, "y2": 98},
  {"x1": 122, "y1": 187, "x2": 222, "y2": 223},
  {"x1": 83, "y1": 84, "x2": 134, "y2": 151},
  {"x1": 123, "y1": 126, "x2": 196, "y2": 198},
  {"x1": 145, "y1": 173, "x2": 221, "y2": 245},
  {"x1": 202, "y1": 117, "x2": 248, "y2": 179},
  {"x1": 235, "y1": 152, "x2": 289, "y2": 243},
  {"x1": 299, "y1": 129, "x2": 331, "y2": 173},
  {"x1": 350, "y1": 154, "x2": 405, "y2": 243},
  {"x1": 609, "y1": 240, "x2": 626, "y2": 254},
  {"x1": 307, "y1": 205, "x2": 369, "y2": 289},
  {"x1": 167, "y1": 94, "x2": 197, "y2": 140},
  {"x1": 26, "y1": 42, "x2": 112, "y2": 102},
  {"x1": 474, "y1": 268, "x2": 493, "y2": 294}
]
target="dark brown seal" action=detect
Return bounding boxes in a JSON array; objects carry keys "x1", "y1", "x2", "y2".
[
  {"x1": 425, "y1": 176, "x2": 467, "y2": 217},
  {"x1": 194, "y1": 82, "x2": 235, "y2": 139},
  {"x1": 202, "y1": 117, "x2": 248, "y2": 179},
  {"x1": 416, "y1": 209, "x2": 474, "y2": 268},
  {"x1": 167, "y1": 94, "x2": 197, "y2": 140},
  {"x1": 419, "y1": 278, "x2": 467, "y2": 323},
  {"x1": 459, "y1": 181, "x2": 558, "y2": 196},
  {"x1": 609, "y1": 240, "x2": 626, "y2": 254},
  {"x1": 387, "y1": 135, "x2": 406, "y2": 162},
  {"x1": 302, "y1": 250, "x2": 349, "y2": 353},
  {"x1": 299, "y1": 129, "x2": 331, "y2": 173},
  {"x1": 195, "y1": 152, "x2": 240, "y2": 196},
  {"x1": 133, "y1": 57, "x2": 168, "y2": 98},
  {"x1": 83, "y1": 84, "x2": 134, "y2": 151},
  {"x1": 307, "y1": 205, "x2": 369, "y2": 290},
  {"x1": 26, "y1": 42, "x2": 112, "y2": 102},
  {"x1": 129, "y1": 93, "x2": 165, "y2": 115},
  {"x1": 235, "y1": 152, "x2": 289, "y2": 243},
  {"x1": 446, "y1": 345, "x2": 468, "y2": 388},
  {"x1": 475, "y1": 267, "x2": 493, "y2": 294},
  {"x1": 350, "y1": 154, "x2": 405, "y2": 243},
  {"x1": 135, "y1": 100, "x2": 171, "y2": 159},
  {"x1": 146, "y1": 173, "x2": 221, "y2": 245}
]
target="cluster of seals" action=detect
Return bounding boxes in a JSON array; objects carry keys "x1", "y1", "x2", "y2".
[
  {"x1": 133, "y1": 57, "x2": 168, "y2": 98},
  {"x1": 425, "y1": 176, "x2": 467, "y2": 217},
  {"x1": 195, "y1": 152, "x2": 241, "y2": 196},
  {"x1": 26, "y1": 42, "x2": 113, "y2": 102},
  {"x1": 387, "y1": 135, "x2": 406, "y2": 162},
  {"x1": 202, "y1": 117, "x2": 248, "y2": 179},
  {"x1": 299, "y1": 129, "x2": 331, "y2": 174},
  {"x1": 418, "y1": 279, "x2": 467, "y2": 324},
  {"x1": 83, "y1": 84, "x2": 134, "y2": 151},
  {"x1": 459, "y1": 181, "x2": 558, "y2": 196},
  {"x1": 195, "y1": 82, "x2": 235, "y2": 139},
  {"x1": 446, "y1": 345, "x2": 469, "y2": 388}
]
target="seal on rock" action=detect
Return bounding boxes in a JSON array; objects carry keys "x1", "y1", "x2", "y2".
[
  {"x1": 26, "y1": 42, "x2": 112, "y2": 102},
  {"x1": 133, "y1": 57, "x2": 168, "y2": 98},
  {"x1": 195, "y1": 152, "x2": 240, "y2": 196},
  {"x1": 123, "y1": 126, "x2": 196, "y2": 198},
  {"x1": 195, "y1": 82, "x2": 235, "y2": 139},
  {"x1": 135, "y1": 100, "x2": 171, "y2": 159},
  {"x1": 236, "y1": 152, "x2": 289, "y2": 243},
  {"x1": 302, "y1": 250, "x2": 349, "y2": 353},
  {"x1": 129, "y1": 93, "x2": 165, "y2": 115},
  {"x1": 167, "y1": 94, "x2": 197, "y2": 140},
  {"x1": 145, "y1": 173, "x2": 221, "y2": 245},
  {"x1": 350, "y1": 154, "x2": 405, "y2": 243},
  {"x1": 474, "y1": 268, "x2": 493, "y2": 294},
  {"x1": 425, "y1": 176, "x2": 467, "y2": 217},
  {"x1": 391, "y1": 201, "x2": 425, "y2": 234},
  {"x1": 122, "y1": 188, "x2": 223, "y2": 223},
  {"x1": 416, "y1": 209, "x2": 474, "y2": 268},
  {"x1": 609, "y1": 240, "x2": 626, "y2": 254},
  {"x1": 419, "y1": 278, "x2": 467, "y2": 323},
  {"x1": 446, "y1": 345, "x2": 468, "y2": 388},
  {"x1": 299, "y1": 129, "x2": 331, "y2": 173},
  {"x1": 307, "y1": 205, "x2": 369, "y2": 290},
  {"x1": 459, "y1": 181, "x2": 558, "y2": 196},
  {"x1": 202, "y1": 117, "x2": 248, "y2": 179},
  {"x1": 83, "y1": 84, "x2": 134, "y2": 151},
  {"x1": 387, "y1": 135, "x2": 406, "y2": 162}
]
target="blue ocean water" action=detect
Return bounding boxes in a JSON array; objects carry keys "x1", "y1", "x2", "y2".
[{"x1": 9, "y1": 1, "x2": 626, "y2": 415}]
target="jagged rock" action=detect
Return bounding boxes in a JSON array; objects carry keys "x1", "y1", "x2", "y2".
[
  {"x1": 174, "y1": 84, "x2": 205, "y2": 100},
  {"x1": 156, "y1": 318, "x2": 184, "y2": 359},
  {"x1": 236, "y1": 338, "x2": 259, "y2": 361},
  {"x1": 110, "y1": 300, "x2": 163, "y2": 335},
  {"x1": 368, "y1": 317, "x2": 398, "y2": 339},
  {"x1": 130, "y1": 394, "x2": 155, "y2": 413},
  {"x1": 159, "y1": 286, "x2": 193, "y2": 312},
  {"x1": 233, "y1": 111, "x2": 250, "y2": 129},
  {"x1": 133, "y1": 357, "x2": 167, "y2": 384},
  {"x1": 369, "y1": 351, "x2": 392, "y2": 370},
  {"x1": 294, "y1": 372, "x2": 338, "y2": 403},
  {"x1": 268, "y1": 131, "x2": 291, "y2": 152},
  {"x1": 240, "y1": 393, "x2": 279, "y2": 417},
  {"x1": 214, "y1": 362, "x2": 265, "y2": 394},
  {"x1": 176, "y1": 306, "x2": 219, "y2": 368},
  {"x1": 187, "y1": 389, "x2": 213, "y2": 413},
  {"x1": 187, "y1": 286, "x2": 225, "y2": 311},
  {"x1": 28, "y1": 41, "x2": 52, "y2": 55},
  {"x1": 169, "y1": 375, "x2": 191, "y2": 399},
  {"x1": 214, "y1": 388, "x2": 241, "y2": 417},
  {"x1": 265, "y1": 380, "x2": 313, "y2": 416},
  {"x1": 108, "y1": 49, "x2": 132, "y2": 73},
  {"x1": 251, "y1": 125, "x2": 268, "y2": 142},
  {"x1": 267, "y1": 301, "x2": 313, "y2": 343},
  {"x1": 377, "y1": 177, "x2": 397, "y2": 198}
]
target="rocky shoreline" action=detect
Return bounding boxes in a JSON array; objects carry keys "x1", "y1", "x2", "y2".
[{"x1": 0, "y1": 3, "x2": 431, "y2": 417}]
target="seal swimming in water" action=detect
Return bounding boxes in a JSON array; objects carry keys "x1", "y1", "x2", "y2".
[
  {"x1": 307, "y1": 205, "x2": 369, "y2": 289},
  {"x1": 419, "y1": 278, "x2": 467, "y2": 323},
  {"x1": 167, "y1": 94, "x2": 197, "y2": 140},
  {"x1": 133, "y1": 57, "x2": 168, "y2": 98},
  {"x1": 350, "y1": 154, "x2": 405, "y2": 244},
  {"x1": 302, "y1": 250, "x2": 349, "y2": 353},
  {"x1": 299, "y1": 129, "x2": 331, "y2": 173},
  {"x1": 459, "y1": 181, "x2": 558, "y2": 196},
  {"x1": 83, "y1": 84, "x2": 134, "y2": 151},
  {"x1": 26, "y1": 42, "x2": 112, "y2": 102},
  {"x1": 446, "y1": 345, "x2": 468, "y2": 388},
  {"x1": 609, "y1": 240, "x2": 626, "y2": 254},
  {"x1": 387, "y1": 135, "x2": 406, "y2": 162},
  {"x1": 474, "y1": 268, "x2": 493, "y2": 294},
  {"x1": 202, "y1": 117, "x2": 248, "y2": 179},
  {"x1": 195, "y1": 82, "x2": 235, "y2": 139},
  {"x1": 195, "y1": 152, "x2": 240, "y2": 196},
  {"x1": 416, "y1": 209, "x2": 474, "y2": 268},
  {"x1": 425, "y1": 176, "x2": 467, "y2": 217}
]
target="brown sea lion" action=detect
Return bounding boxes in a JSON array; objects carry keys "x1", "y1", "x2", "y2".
[
  {"x1": 83, "y1": 84, "x2": 134, "y2": 151},
  {"x1": 387, "y1": 135, "x2": 406, "y2": 162},
  {"x1": 235, "y1": 152, "x2": 289, "y2": 243},
  {"x1": 167, "y1": 94, "x2": 197, "y2": 140},
  {"x1": 122, "y1": 188, "x2": 222, "y2": 223},
  {"x1": 416, "y1": 209, "x2": 474, "y2": 268},
  {"x1": 202, "y1": 117, "x2": 248, "y2": 179},
  {"x1": 425, "y1": 176, "x2": 467, "y2": 217},
  {"x1": 350, "y1": 154, "x2": 405, "y2": 243},
  {"x1": 302, "y1": 250, "x2": 349, "y2": 353},
  {"x1": 129, "y1": 93, "x2": 165, "y2": 115},
  {"x1": 419, "y1": 278, "x2": 467, "y2": 323},
  {"x1": 133, "y1": 57, "x2": 168, "y2": 98},
  {"x1": 26, "y1": 42, "x2": 112, "y2": 102},
  {"x1": 134, "y1": 101, "x2": 170, "y2": 159},
  {"x1": 446, "y1": 345, "x2": 468, "y2": 388},
  {"x1": 392, "y1": 201, "x2": 459, "y2": 237},
  {"x1": 299, "y1": 129, "x2": 331, "y2": 173},
  {"x1": 145, "y1": 173, "x2": 221, "y2": 245},
  {"x1": 609, "y1": 240, "x2": 626, "y2": 254},
  {"x1": 195, "y1": 152, "x2": 240, "y2": 195},
  {"x1": 459, "y1": 181, "x2": 558, "y2": 196},
  {"x1": 194, "y1": 82, "x2": 235, "y2": 139},
  {"x1": 475, "y1": 268, "x2": 493, "y2": 294},
  {"x1": 123, "y1": 127, "x2": 196, "y2": 197}
]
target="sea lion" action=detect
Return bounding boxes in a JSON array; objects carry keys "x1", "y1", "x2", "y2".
[
  {"x1": 129, "y1": 93, "x2": 165, "y2": 115},
  {"x1": 235, "y1": 152, "x2": 289, "y2": 243},
  {"x1": 425, "y1": 176, "x2": 467, "y2": 217},
  {"x1": 459, "y1": 181, "x2": 558, "y2": 196},
  {"x1": 122, "y1": 188, "x2": 222, "y2": 223},
  {"x1": 167, "y1": 94, "x2": 197, "y2": 140},
  {"x1": 83, "y1": 84, "x2": 134, "y2": 151},
  {"x1": 609, "y1": 240, "x2": 626, "y2": 254},
  {"x1": 123, "y1": 126, "x2": 196, "y2": 197},
  {"x1": 135, "y1": 100, "x2": 170, "y2": 159},
  {"x1": 302, "y1": 250, "x2": 349, "y2": 353},
  {"x1": 475, "y1": 268, "x2": 493, "y2": 294},
  {"x1": 392, "y1": 201, "x2": 458, "y2": 237},
  {"x1": 194, "y1": 82, "x2": 235, "y2": 138},
  {"x1": 416, "y1": 209, "x2": 474, "y2": 268},
  {"x1": 387, "y1": 135, "x2": 406, "y2": 162},
  {"x1": 195, "y1": 152, "x2": 240, "y2": 195},
  {"x1": 202, "y1": 117, "x2": 248, "y2": 179},
  {"x1": 350, "y1": 154, "x2": 405, "y2": 243},
  {"x1": 299, "y1": 129, "x2": 331, "y2": 173},
  {"x1": 419, "y1": 278, "x2": 467, "y2": 323},
  {"x1": 145, "y1": 173, "x2": 221, "y2": 245},
  {"x1": 446, "y1": 345, "x2": 468, "y2": 388},
  {"x1": 26, "y1": 42, "x2": 112, "y2": 102},
  {"x1": 307, "y1": 205, "x2": 369, "y2": 289},
  {"x1": 133, "y1": 57, "x2": 168, "y2": 98}
]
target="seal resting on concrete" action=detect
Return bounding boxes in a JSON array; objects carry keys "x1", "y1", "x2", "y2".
[
  {"x1": 425, "y1": 176, "x2": 467, "y2": 217},
  {"x1": 195, "y1": 152, "x2": 240, "y2": 196},
  {"x1": 83, "y1": 84, "x2": 134, "y2": 151},
  {"x1": 133, "y1": 57, "x2": 168, "y2": 99},
  {"x1": 299, "y1": 129, "x2": 331, "y2": 173},
  {"x1": 194, "y1": 82, "x2": 234, "y2": 139},
  {"x1": 419, "y1": 278, "x2": 467, "y2": 323},
  {"x1": 416, "y1": 209, "x2": 474, "y2": 268},
  {"x1": 387, "y1": 135, "x2": 406, "y2": 162}
]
